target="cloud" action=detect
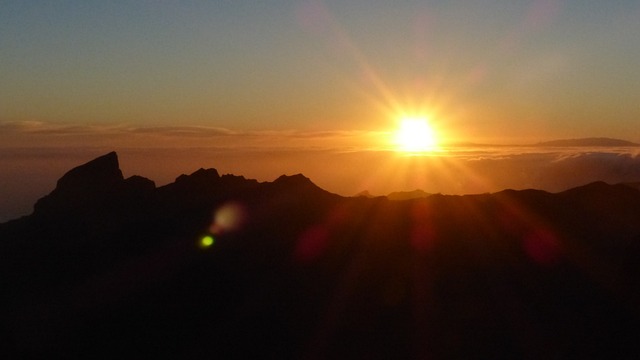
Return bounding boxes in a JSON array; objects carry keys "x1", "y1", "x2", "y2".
[
  {"x1": 128, "y1": 126, "x2": 238, "y2": 137},
  {"x1": 0, "y1": 121, "x2": 384, "y2": 151},
  {"x1": 0, "y1": 121, "x2": 131, "y2": 136},
  {"x1": 0, "y1": 121, "x2": 236, "y2": 137},
  {"x1": 455, "y1": 150, "x2": 640, "y2": 192},
  {"x1": 545, "y1": 152, "x2": 640, "y2": 184}
]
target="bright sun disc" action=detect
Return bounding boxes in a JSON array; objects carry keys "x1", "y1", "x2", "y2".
[{"x1": 394, "y1": 117, "x2": 439, "y2": 152}]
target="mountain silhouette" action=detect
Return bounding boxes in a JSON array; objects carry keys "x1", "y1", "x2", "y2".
[
  {"x1": 387, "y1": 189, "x2": 433, "y2": 200},
  {"x1": 2, "y1": 152, "x2": 640, "y2": 359}
]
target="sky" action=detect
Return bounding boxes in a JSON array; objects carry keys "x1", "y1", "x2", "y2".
[{"x1": 2, "y1": 0, "x2": 640, "y2": 221}]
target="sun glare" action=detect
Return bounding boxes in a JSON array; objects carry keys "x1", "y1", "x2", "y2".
[{"x1": 394, "y1": 117, "x2": 439, "y2": 153}]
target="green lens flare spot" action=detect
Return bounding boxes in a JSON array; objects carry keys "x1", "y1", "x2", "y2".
[{"x1": 200, "y1": 235, "x2": 215, "y2": 247}]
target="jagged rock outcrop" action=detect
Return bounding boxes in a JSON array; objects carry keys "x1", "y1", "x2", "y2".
[{"x1": 33, "y1": 152, "x2": 156, "y2": 223}]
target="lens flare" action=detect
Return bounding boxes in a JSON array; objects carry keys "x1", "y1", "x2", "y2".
[
  {"x1": 200, "y1": 235, "x2": 215, "y2": 248},
  {"x1": 209, "y1": 201, "x2": 247, "y2": 235}
]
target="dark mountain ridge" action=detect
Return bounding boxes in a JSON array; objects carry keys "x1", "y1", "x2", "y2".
[
  {"x1": 2, "y1": 152, "x2": 640, "y2": 359},
  {"x1": 387, "y1": 189, "x2": 432, "y2": 200}
]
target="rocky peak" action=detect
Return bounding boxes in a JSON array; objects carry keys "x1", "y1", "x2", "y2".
[
  {"x1": 273, "y1": 173, "x2": 313, "y2": 187},
  {"x1": 269, "y1": 173, "x2": 334, "y2": 200},
  {"x1": 32, "y1": 152, "x2": 152, "y2": 218},
  {"x1": 55, "y1": 151, "x2": 123, "y2": 192},
  {"x1": 174, "y1": 168, "x2": 220, "y2": 185}
]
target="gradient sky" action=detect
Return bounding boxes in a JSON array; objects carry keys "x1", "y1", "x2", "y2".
[
  {"x1": 2, "y1": 1, "x2": 640, "y2": 221},
  {"x1": 2, "y1": 0, "x2": 640, "y2": 143}
]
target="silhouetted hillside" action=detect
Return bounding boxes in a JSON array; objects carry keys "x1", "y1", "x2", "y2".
[
  {"x1": 2, "y1": 152, "x2": 640, "y2": 359},
  {"x1": 387, "y1": 189, "x2": 432, "y2": 200}
]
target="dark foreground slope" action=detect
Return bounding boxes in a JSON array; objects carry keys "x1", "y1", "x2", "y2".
[{"x1": 2, "y1": 152, "x2": 640, "y2": 359}]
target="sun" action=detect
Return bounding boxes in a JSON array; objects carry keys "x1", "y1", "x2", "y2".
[{"x1": 394, "y1": 117, "x2": 440, "y2": 152}]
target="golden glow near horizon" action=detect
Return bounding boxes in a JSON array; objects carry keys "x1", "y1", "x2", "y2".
[{"x1": 393, "y1": 117, "x2": 440, "y2": 153}]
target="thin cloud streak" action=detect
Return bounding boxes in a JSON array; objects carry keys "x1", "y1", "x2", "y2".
[{"x1": 0, "y1": 121, "x2": 386, "y2": 150}]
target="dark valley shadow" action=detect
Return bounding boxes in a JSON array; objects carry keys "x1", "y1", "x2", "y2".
[{"x1": 1, "y1": 152, "x2": 640, "y2": 358}]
